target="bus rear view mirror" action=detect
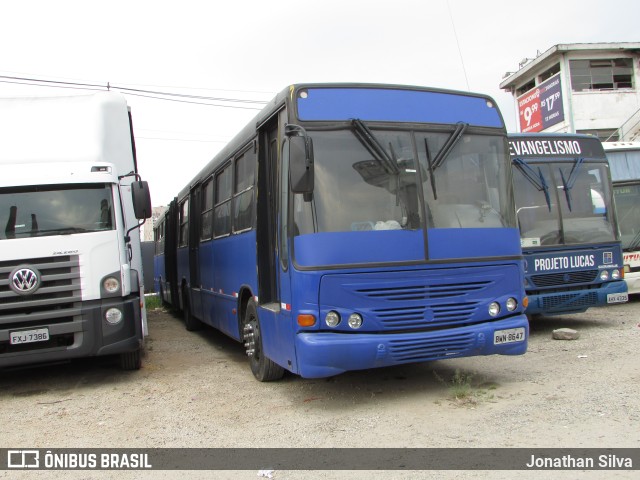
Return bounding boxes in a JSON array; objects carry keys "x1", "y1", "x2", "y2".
[
  {"x1": 131, "y1": 180, "x2": 152, "y2": 219},
  {"x1": 289, "y1": 135, "x2": 314, "y2": 194}
]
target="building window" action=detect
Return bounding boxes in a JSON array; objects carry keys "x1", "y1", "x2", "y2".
[
  {"x1": 516, "y1": 79, "x2": 535, "y2": 96},
  {"x1": 570, "y1": 58, "x2": 633, "y2": 91},
  {"x1": 539, "y1": 63, "x2": 560, "y2": 82}
]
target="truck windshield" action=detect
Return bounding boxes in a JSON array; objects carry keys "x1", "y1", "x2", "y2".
[
  {"x1": 513, "y1": 161, "x2": 616, "y2": 246},
  {"x1": 0, "y1": 184, "x2": 115, "y2": 240},
  {"x1": 293, "y1": 128, "x2": 514, "y2": 234}
]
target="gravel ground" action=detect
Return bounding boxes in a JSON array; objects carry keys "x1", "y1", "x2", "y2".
[{"x1": 1, "y1": 297, "x2": 639, "y2": 480}]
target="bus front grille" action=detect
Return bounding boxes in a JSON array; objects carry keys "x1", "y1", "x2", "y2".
[
  {"x1": 542, "y1": 292, "x2": 598, "y2": 310},
  {"x1": 389, "y1": 333, "x2": 476, "y2": 363},
  {"x1": 531, "y1": 270, "x2": 598, "y2": 288}
]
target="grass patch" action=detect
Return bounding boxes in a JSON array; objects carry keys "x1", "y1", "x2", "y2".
[
  {"x1": 144, "y1": 294, "x2": 162, "y2": 310},
  {"x1": 433, "y1": 369, "x2": 496, "y2": 406}
]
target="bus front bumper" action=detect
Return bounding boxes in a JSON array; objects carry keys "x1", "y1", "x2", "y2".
[
  {"x1": 294, "y1": 314, "x2": 528, "y2": 378},
  {"x1": 525, "y1": 280, "x2": 628, "y2": 316}
]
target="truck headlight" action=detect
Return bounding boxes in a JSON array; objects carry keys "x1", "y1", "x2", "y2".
[
  {"x1": 611, "y1": 269, "x2": 621, "y2": 280},
  {"x1": 488, "y1": 302, "x2": 500, "y2": 317},
  {"x1": 103, "y1": 276, "x2": 120, "y2": 294},
  {"x1": 506, "y1": 297, "x2": 518, "y2": 312},
  {"x1": 105, "y1": 307, "x2": 123, "y2": 325},
  {"x1": 600, "y1": 270, "x2": 609, "y2": 281}
]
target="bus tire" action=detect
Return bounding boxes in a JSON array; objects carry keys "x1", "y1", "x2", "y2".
[
  {"x1": 243, "y1": 299, "x2": 284, "y2": 382},
  {"x1": 183, "y1": 294, "x2": 202, "y2": 332},
  {"x1": 119, "y1": 348, "x2": 141, "y2": 370}
]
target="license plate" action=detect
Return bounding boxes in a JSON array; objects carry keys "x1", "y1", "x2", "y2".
[
  {"x1": 494, "y1": 327, "x2": 525, "y2": 345},
  {"x1": 607, "y1": 293, "x2": 628, "y2": 304},
  {"x1": 9, "y1": 328, "x2": 50, "y2": 345}
]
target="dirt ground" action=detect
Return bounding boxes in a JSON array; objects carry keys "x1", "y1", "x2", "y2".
[{"x1": 1, "y1": 297, "x2": 639, "y2": 480}]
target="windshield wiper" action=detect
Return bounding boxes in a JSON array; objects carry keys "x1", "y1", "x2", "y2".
[
  {"x1": 422, "y1": 122, "x2": 468, "y2": 200},
  {"x1": 558, "y1": 157, "x2": 585, "y2": 212},
  {"x1": 351, "y1": 119, "x2": 399, "y2": 175},
  {"x1": 513, "y1": 158, "x2": 551, "y2": 211},
  {"x1": 424, "y1": 138, "x2": 438, "y2": 200},
  {"x1": 431, "y1": 122, "x2": 468, "y2": 170}
]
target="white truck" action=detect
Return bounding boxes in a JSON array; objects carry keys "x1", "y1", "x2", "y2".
[{"x1": 0, "y1": 92, "x2": 151, "y2": 370}]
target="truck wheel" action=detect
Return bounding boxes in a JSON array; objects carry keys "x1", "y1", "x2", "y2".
[
  {"x1": 119, "y1": 349, "x2": 141, "y2": 370},
  {"x1": 243, "y1": 299, "x2": 284, "y2": 382}
]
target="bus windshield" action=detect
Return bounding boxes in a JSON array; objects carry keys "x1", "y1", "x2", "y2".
[
  {"x1": 293, "y1": 127, "x2": 514, "y2": 235},
  {"x1": 0, "y1": 184, "x2": 115, "y2": 240},
  {"x1": 513, "y1": 161, "x2": 616, "y2": 246},
  {"x1": 613, "y1": 183, "x2": 640, "y2": 251}
]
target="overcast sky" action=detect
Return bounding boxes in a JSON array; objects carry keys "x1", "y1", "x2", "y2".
[{"x1": 1, "y1": 0, "x2": 639, "y2": 206}]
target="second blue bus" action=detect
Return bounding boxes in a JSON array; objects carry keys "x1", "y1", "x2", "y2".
[{"x1": 510, "y1": 133, "x2": 627, "y2": 316}]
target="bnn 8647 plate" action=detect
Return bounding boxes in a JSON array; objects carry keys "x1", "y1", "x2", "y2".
[{"x1": 493, "y1": 327, "x2": 525, "y2": 345}]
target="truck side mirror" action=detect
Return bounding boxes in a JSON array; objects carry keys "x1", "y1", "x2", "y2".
[
  {"x1": 286, "y1": 124, "x2": 314, "y2": 194},
  {"x1": 131, "y1": 181, "x2": 152, "y2": 219}
]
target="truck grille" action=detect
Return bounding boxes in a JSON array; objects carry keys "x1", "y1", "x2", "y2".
[{"x1": 0, "y1": 255, "x2": 82, "y2": 330}]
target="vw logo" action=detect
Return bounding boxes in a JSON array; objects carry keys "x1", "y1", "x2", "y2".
[{"x1": 9, "y1": 266, "x2": 41, "y2": 295}]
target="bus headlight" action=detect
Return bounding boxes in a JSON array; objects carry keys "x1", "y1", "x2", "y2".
[
  {"x1": 506, "y1": 297, "x2": 518, "y2": 312},
  {"x1": 611, "y1": 269, "x2": 621, "y2": 280},
  {"x1": 105, "y1": 307, "x2": 123, "y2": 325},
  {"x1": 600, "y1": 270, "x2": 609, "y2": 281},
  {"x1": 325, "y1": 311, "x2": 341, "y2": 327},
  {"x1": 348, "y1": 313, "x2": 363, "y2": 329},
  {"x1": 488, "y1": 302, "x2": 500, "y2": 317}
]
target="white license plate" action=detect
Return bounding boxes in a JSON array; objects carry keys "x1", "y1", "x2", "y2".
[
  {"x1": 9, "y1": 328, "x2": 50, "y2": 345},
  {"x1": 494, "y1": 327, "x2": 525, "y2": 345},
  {"x1": 607, "y1": 293, "x2": 629, "y2": 304}
]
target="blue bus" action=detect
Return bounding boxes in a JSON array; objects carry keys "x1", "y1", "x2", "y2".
[
  {"x1": 155, "y1": 83, "x2": 529, "y2": 381},
  {"x1": 509, "y1": 133, "x2": 627, "y2": 316}
]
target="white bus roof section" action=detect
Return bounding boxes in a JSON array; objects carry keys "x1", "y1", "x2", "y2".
[
  {"x1": 602, "y1": 141, "x2": 640, "y2": 151},
  {"x1": 0, "y1": 92, "x2": 135, "y2": 176}
]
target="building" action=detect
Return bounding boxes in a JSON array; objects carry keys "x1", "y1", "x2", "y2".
[
  {"x1": 500, "y1": 42, "x2": 640, "y2": 141},
  {"x1": 141, "y1": 205, "x2": 167, "y2": 242}
]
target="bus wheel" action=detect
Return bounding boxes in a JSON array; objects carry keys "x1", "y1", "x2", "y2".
[
  {"x1": 183, "y1": 295, "x2": 201, "y2": 332},
  {"x1": 119, "y1": 348, "x2": 141, "y2": 370},
  {"x1": 243, "y1": 299, "x2": 284, "y2": 382}
]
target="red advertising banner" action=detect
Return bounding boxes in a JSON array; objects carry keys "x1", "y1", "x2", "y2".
[{"x1": 517, "y1": 73, "x2": 564, "y2": 133}]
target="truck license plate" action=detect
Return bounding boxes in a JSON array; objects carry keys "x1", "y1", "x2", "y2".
[
  {"x1": 607, "y1": 293, "x2": 628, "y2": 304},
  {"x1": 9, "y1": 328, "x2": 50, "y2": 345},
  {"x1": 494, "y1": 327, "x2": 525, "y2": 345}
]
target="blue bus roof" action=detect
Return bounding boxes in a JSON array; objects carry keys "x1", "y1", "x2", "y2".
[{"x1": 293, "y1": 85, "x2": 504, "y2": 128}]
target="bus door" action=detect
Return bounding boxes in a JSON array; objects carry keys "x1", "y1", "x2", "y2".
[
  {"x1": 162, "y1": 200, "x2": 176, "y2": 306},
  {"x1": 188, "y1": 183, "x2": 203, "y2": 319},
  {"x1": 257, "y1": 121, "x2": 279, "y2": 306}
]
